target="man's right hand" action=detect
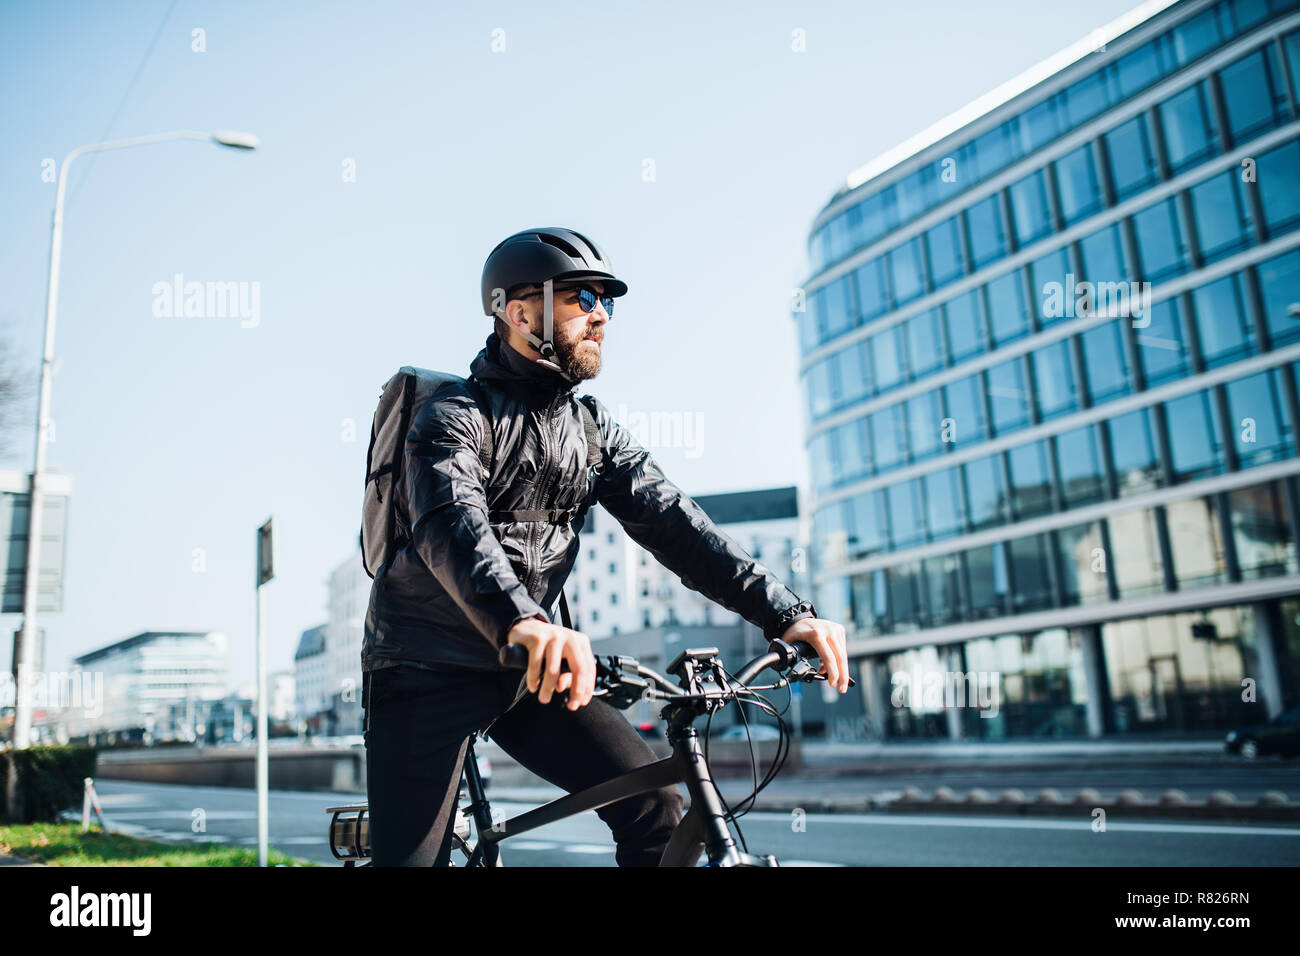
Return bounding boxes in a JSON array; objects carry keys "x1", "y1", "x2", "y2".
[{"x1": 506, "y1": 616, "x2": 597, "y2": 710}]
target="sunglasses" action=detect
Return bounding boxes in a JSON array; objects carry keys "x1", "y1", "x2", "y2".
[{"x1": 517, "y1": 284, "x2": 614, "y2": 317}]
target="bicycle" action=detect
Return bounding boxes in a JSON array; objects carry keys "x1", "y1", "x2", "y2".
[{"x1": 327, "y1": 637, "x2": 853, "y2": 867}]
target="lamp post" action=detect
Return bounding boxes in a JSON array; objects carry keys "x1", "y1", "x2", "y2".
[{"x1": 7, "y1": 129, "x2": 258, "y2": 814}]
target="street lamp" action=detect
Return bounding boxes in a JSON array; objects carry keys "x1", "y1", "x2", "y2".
[{"x1": 9, "y1": 130, "x2": 259, "y2": 771}]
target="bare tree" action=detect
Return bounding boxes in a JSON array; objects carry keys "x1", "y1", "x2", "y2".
[{"x1": 0, "y1": 315, "x2": 35, "y2": 464}]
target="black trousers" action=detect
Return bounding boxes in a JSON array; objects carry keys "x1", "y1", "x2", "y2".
[{"x1": 362, "y1": 661, "x2": 685, "y2": 866}]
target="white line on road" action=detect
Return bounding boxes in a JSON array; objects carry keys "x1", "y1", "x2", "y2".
[{"x1": 742, "y1": 812, "x2": 1300, "y2": 836}]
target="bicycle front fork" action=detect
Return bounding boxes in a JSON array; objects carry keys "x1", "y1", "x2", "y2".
[{"x1": 665, "y1": 726, "x2": 779, "y2": 867}]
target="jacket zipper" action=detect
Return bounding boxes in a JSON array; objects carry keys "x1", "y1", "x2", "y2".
[{"x1": 526, "y1": 391, "x2": 568, "y2": 599}]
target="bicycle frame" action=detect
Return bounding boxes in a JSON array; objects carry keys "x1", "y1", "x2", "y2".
[{"x1": 463, "y1": 716, "x2": 776, "y2": 867}]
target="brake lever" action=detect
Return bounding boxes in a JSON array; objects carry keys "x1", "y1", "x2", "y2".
[{"x1": 790, "y1": 658, "x2": 857, "y2": 688}]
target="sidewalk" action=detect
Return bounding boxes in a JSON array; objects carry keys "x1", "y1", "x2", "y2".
[{"x1": 0, "y1": 853, "x2": 43, "y2": 867}]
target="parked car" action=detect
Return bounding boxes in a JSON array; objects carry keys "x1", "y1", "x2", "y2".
[
  {"x1": 717, "y1": 724, "x2": 782, "y2": 741},
  {"x1": 1225, "y1": 706, "x2": 1300, "y2": 759}
]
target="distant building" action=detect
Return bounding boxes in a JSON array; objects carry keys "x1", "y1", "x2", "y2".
[
  {"x1": 326, "y1": 552, "x2": 368, "y2": 735},
  {"x1": 68, "y1": 631, "x2": 229, "y2": 745},
  {"x1": 293, "y1": 624, "x2": 328, "y2": 732},
  {"x1": 561, "y1": 486, "x2": 813, "y2": 641}
]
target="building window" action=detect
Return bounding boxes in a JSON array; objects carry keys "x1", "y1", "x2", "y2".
[
  {"x1": 1134, "y1": 297, "x2": 1190, "y2": 386},
  {"x1": 853, "y1": 257, "x2": 890, "y2": 322},
  {"x1": 608, "y1": 562, "x2": 616, "y2": 575},
  {"x1": 589, "y1": 579, "x2": 597, "y2": 592},
  {"x1": 923, "y1": 467, "x2": 965, "y2": 540},
  {"x1": 1157, "y1": 80, "x2": 1220, "y2": 174},
  {"x1": 607, "y1": 532, "x2": 615, "y2": 545},
  {"x1": 1008, "y1": 169, "x2": 1052, "y2": 247},
  {"x1": 1054, "y1": 424, "x2": 1106, "y2": 507},
  {"x1": 985, "y1": 269, "x2": 1028, "y2": 346},
  {"x1": 1230, "y1": 481, "x2": 1299, "y2": 579},
  {"x1": 986, "y1": 357, "x2": 1030, "y2": 435},
  {"x1": 1224, "y1": 369, "x2": 1294, "y2": 468},
  {"x1": 1107, "y1": 407, "x2": 1160, "y2": 495},
  {"x1": 1006, "y1": 440, "x2": 1053, "y2": 520},
  {"x1": 610, "y1": 592, "x2": 618, "y2": 606},
  {"x1": 1031, "y1": 339, "x2": 1078, "y2": 420},
  {"x1": 963, "y1": 454, "x2": 1007, "y2": 530},
  {"x1": 1079, "y1": 320, "x2": 1130, "y2": 404},
  {"x1": 869, "y1": 404, "x2": 906, "y2": 472},
  {"x1": 1077, "y1": 221, "x2": 1129, "y2": 286},
  {"x1": 886, "y1": 479, "x2": 924, "y2": 549},
  {"x1": 870, "y1": 324, "x2": 907, "y2": 394},
  {"x1": 905, "y1": 307, "x2": 945, "y2": 378},
  {"x1": 1189, "y1": 170, "x2": 1254, "y2": 264},
  {"x1": 1132, "y1": 197, "x2": 1189, "y2": 282},
  {"x1": 925, "y1": 217, "x2": 965, "y2": 289},
  {"x1": 942, "y1": 288, "x2": 987, "y2": 363},
  {"x1": 1257, "y1": 140, "x2": 1300, "y2": 237},
  {"x1": 1255, "y1": 247, "x2": 1300, "y2": 349},
  {"x1": 643, "y1": 610, "x2": 653, "y2": 628},
  {"x1": 1218, "y1": 46, "x2": 1290, "y2": 145},
  {"x1": 1164, "y1": 390, "x2": 1226, "y2": 483},
  {"x1": 1191, "y1": 273, "x2": 1255, "y2": 368},
  {"x1": 640, "y1": 581, "x2": 649, "y2": 597},
  {"x1": 942, "y1": 373, "x2": 988, "y2": 446},
  {"x1": 965, "y1": 193, "x2": 1008, "y2": 269},
  {"x1": 1103, "y1": 114, "x2": 1158, "y2": 200},
  {"x1": 1053, "y1": 143, "x2": 1102, "y2": 226},
  {"x1": 591, "y1": 609, "x2": 599, "y2": 622},
  {"x1": 889, "y1": 237, "x2": 927, "y2": 306}
]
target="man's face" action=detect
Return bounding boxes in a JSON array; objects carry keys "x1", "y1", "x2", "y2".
[{"x1": 508, "y1": 280, "x2": 609, "y2": 382}]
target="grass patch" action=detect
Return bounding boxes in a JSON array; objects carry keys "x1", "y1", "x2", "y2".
[{"x1": 0, "y1": 821, "x2": 318, "y2": 867}]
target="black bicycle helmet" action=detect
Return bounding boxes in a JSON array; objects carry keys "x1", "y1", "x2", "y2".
[{"x1": 481, "y1": 226, "x2": 628, "y2": 317}]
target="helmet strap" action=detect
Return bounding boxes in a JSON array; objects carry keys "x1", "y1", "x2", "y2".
[{"x1": 518, "y1": 279, "x2": 576, "y2": 383}]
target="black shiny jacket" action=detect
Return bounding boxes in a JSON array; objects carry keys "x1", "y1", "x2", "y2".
[{"x1": 361, "y1": 332, "x2": 815, "y2": 673}]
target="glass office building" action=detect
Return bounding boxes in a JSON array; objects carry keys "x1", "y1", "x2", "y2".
[{"x1": 799, "y1": 0, "x2": 1300, "y2": 739}]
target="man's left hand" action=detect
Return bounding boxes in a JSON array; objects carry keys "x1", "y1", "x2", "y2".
[{"x1": 778, "y1": 617, "x2": 850, "y2": 693}]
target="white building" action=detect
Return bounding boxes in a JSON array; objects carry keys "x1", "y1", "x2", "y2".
[
  {"x1": 561, "y1": 486, "x2": 813, "y2": 642},
  {"x1": 325, "y1": 550, "x2": 369, "y2": 734},
  {"x1": 69, "y1": 630, "x2": 229, "y2": 743},
  {"x1": 293, "y1": 624, "x2": 328, "y2": 729}
]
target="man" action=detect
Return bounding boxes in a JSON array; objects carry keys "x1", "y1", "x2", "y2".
[{"x1": 361, "y1": 226, "x2": 849, "y2": 866}]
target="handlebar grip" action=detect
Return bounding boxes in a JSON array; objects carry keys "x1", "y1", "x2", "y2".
[{"x1": 499, "y1": 643, "x2": 530, "y2": 669}]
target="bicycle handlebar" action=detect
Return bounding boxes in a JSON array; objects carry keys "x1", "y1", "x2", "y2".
[{"x1": 496, "y1": 639, "x2": 853, "y2": 696}]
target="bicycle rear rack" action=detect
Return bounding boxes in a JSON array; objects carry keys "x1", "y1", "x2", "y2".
[{"x1": 327, "y1": 791, "x2": 473, "y2": 866}]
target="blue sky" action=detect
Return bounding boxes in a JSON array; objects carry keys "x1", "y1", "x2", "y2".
[{"x1": 0, "y1": 0, "x2": 1140, "y2": 690}]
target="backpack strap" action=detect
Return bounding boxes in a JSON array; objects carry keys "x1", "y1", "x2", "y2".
[{"x1": 463, "y1": 376, "x2": 496, "y2": 480}]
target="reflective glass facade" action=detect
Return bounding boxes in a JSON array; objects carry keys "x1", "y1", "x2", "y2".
[{"x1": 801, "y1": 0, "x2": 1300, "y2": 739}]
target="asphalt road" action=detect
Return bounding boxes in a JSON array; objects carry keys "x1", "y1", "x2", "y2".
[{"x1": 85, "y1": 779, "x2": 1300, "y2": 867}]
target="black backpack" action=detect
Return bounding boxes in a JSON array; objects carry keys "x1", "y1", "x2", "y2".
[{"x1": 360, "y1": 366, "x2": 603, "y2": 625}]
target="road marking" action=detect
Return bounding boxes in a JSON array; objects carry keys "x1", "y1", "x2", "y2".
[
  {"x1": 779, "y1": 860, "x2": 847, "y2": 866},
  {"x1": 564, "y1": 844, "x2": 615, "y2": 854},
  {"x1": 505, "y1": 840, "x2": 560, "y2": 851},
  {"x1": 741, "y1": 811, "x2": 1300, "y2": 836}
]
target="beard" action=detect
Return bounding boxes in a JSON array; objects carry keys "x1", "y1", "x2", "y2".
[{"x1": 550, "y1": 323, "x2": 602, "y2": 382}]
